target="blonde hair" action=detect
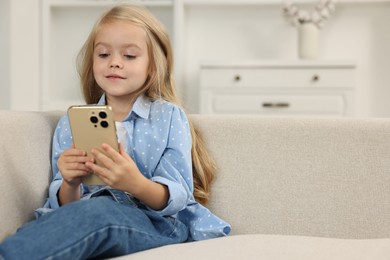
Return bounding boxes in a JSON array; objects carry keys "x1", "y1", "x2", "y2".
[{"x1": 76, "y1": 4, "x2": 216, "y2": 205}]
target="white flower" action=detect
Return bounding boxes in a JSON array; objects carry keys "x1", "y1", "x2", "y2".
[
  {"x1": 320, "y1": 8, "x2": 330, "y2": 19},
  {"x1": 311, "y1": 11, "x2": 321, "y2": 24},
  {"x1": 282, "y1": 0, "x2": 336, "y2": 28},
  {"x1": 297, "y1": 10, "x2": 310, "y2": 23}
]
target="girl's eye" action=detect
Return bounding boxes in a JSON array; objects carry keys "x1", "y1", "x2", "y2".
[
  {"x1": 124, "y1": 55, "x2": 136, "y2": 60},
  {"x1": 98, "y1": 53, "x2": 109, "y2": 58}
]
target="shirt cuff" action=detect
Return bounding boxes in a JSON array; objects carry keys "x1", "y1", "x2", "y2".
[{"x1": 149, "y1": 176, "x2": 189, "y2": 216}]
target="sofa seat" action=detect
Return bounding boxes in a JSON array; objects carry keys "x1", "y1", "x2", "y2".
[{"x1": 116, "y1": 234, "x2": 390, "y2": 260}]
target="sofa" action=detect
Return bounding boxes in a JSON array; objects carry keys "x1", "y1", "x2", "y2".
[{"x1": 1, "y1": 110, "x2": 390, "y2": 259}]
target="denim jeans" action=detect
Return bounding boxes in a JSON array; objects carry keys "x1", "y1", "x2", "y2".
[{"x1": 0, "y1": 191, "x2": 189, "y2": 260}]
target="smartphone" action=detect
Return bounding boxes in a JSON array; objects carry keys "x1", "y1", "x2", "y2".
[{"x1": 67, "y1": 105, "x2": 119, "y2": 186}]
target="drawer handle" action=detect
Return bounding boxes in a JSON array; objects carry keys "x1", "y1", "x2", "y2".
[
  {"x1": 312, "y1": 74, "x2": 320, "y2": 81},
  {"x1": 234, "y1": 75, "x2": 241, "y2": 82},
  {"x1": 262, "y1": 102, "x2": 290, "y2": 108}
]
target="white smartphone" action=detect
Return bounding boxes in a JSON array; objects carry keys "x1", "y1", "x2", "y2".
[{"x1": 67, "y1": 105, "x2": 119, "y2": 186}]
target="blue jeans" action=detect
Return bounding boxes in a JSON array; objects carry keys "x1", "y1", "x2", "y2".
[{"x1": 0, "y1": 191, "x2": 189, "y2": 259}]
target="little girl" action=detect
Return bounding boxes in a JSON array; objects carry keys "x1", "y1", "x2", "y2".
[{"x1": 0, "y1": 4, "x2": 230, "y2": 259}]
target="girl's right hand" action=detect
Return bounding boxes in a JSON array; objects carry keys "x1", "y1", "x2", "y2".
[{"x1": 57, "y1": 147, "x2": 94, "y2": 187}]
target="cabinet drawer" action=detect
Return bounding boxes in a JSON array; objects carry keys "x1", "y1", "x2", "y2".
[
  {"x1": 209, "y1": 94, "x2": 347, "y2": 116},
  {"x1": 200, "y1": 68, "x2": 355, "y2": 89}
]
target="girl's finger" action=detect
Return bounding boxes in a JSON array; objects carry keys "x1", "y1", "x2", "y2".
[
  {"x1": 67, "y1": 169, "x2": 90, "y2": 177},
  {"x1": 90, "y1": 147, "x2": 113, "y2": 168},
  {"x1": 63, "y1": 148, "x2": 86, "y2": 156},
  {"x1": 101, "y1": 143, "x2": 124, "y2": 163},
  {"x1": 85, "y1": 162, "x2": 109, "y2": 183},
  {"x1": 65, "y1": 156, "x2": 94, "y2": 164}
]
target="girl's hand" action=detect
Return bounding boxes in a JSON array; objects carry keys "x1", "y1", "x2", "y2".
[
  {"x1": 85, "y1": 143, "x2": 145, "y2": 193},
  {"x1": 86, "y1": 143, "x2": 169, "y2": 210},
  {"x1": 57, "y1": 146, "x2": 94, "y2": 187}
]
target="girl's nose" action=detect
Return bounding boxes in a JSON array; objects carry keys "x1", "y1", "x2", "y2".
[
  {"x1": 110, "y1": 63, "x2": 121, "y2": 68},
  {"x1": 109, "y1": 56, "x2": 123, "y2": 69}
]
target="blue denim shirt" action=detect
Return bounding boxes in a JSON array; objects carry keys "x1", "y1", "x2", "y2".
[{"x1": 37, "y1": 94, "x2": 231, "y2": 241}]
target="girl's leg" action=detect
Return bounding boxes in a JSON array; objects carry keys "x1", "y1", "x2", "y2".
[{"x1": 0, "y1": 196, "x2": 188, "y2": 260}]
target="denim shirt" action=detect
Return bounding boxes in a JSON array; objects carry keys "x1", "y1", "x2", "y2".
[{"x1": 36, "y1": 94, "x2": 231, "y2": 241}]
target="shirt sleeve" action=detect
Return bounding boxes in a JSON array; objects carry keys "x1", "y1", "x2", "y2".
[
  {"x1": 45, "y1": 115, "x2": 73, "y2": 209},
  {"x1": 148, "y1": 106, "x2": 194, "y2": 216}
]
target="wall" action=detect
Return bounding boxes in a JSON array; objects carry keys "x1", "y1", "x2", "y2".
[
  {"x1": 0, "y1": 0, "x2": 10, "y2": 109},
  {"x1": 8, "y1": 0, "x2": 41, "y2": 111}
]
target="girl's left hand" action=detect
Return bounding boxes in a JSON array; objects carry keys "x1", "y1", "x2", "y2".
[{"x1": 85, "y1": 143, "x2": 146, "y2": 194}]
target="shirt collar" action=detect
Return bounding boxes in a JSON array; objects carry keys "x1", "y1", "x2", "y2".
[{"x1": 97, "y1": 94, "x2": 151, "y2": 121}]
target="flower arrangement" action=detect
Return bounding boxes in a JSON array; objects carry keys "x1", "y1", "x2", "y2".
[{"x1": 282, "y1": 0, "x2": 336, "y2": 28}]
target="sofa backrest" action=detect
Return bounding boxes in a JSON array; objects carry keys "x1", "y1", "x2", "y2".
[
  {"x1": 190, "y1": 115, "x2": 390, "y2": 239},
  {"x1": 1, "y1": 111, "x2": 390, "y2": 242}
]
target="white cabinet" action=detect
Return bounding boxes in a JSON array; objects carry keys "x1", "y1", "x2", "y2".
[{"x1": 199, "y1": 61, "x2": 356, "y2": 116}]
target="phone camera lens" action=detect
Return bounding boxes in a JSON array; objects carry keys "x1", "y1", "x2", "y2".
[
  {"x1": 90, "y1": 116, "x2": 98, "y2": 124},
  {"x1": 99, "y1": 111, "x2": 107, "y2": 119},
  {"x1": 100, "y1": 121, "x2": 109, "y2": 128}
]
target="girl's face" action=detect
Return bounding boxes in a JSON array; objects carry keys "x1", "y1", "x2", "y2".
[{"x1": 93, "y1": 20, "x2": 149, "y2": 103}]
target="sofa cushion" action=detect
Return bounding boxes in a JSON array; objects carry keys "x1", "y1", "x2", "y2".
[{"x1": 114, "y1": 234, "x2": 390, "y2": 260}]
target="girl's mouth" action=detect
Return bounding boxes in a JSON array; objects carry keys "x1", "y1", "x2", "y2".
[{"x1": 106, "y1": 74, "x2": 125, "y2": 79}]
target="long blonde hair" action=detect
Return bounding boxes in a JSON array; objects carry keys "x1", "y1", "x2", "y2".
[{"x1": 76, "y1": 4, "x2": 215, "y2": 205}]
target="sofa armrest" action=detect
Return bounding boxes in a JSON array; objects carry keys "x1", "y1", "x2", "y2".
[{"x1": 0, "y1": 111, "x2": 61, "y2": 242}]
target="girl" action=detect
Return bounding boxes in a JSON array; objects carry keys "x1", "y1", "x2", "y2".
[{"x1": 0, "y1": 4, "x2": 230, "y2": 259}]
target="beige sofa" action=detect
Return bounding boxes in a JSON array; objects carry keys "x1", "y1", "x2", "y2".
[{"x1": 1, "y1": 110, "x2": 390, "y2": 259}]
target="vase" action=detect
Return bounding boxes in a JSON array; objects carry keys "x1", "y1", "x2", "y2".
[{"x1": 298, "y1": 22, "x2": 319, "y2": 59}]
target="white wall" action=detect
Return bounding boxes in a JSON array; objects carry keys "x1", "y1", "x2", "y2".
[
  {"x1": 0, "y1": 0, "x2": 10, "y2": 109},
  {"x1": 8, "y1": 0, "x2": 41, "y2": 111}
]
